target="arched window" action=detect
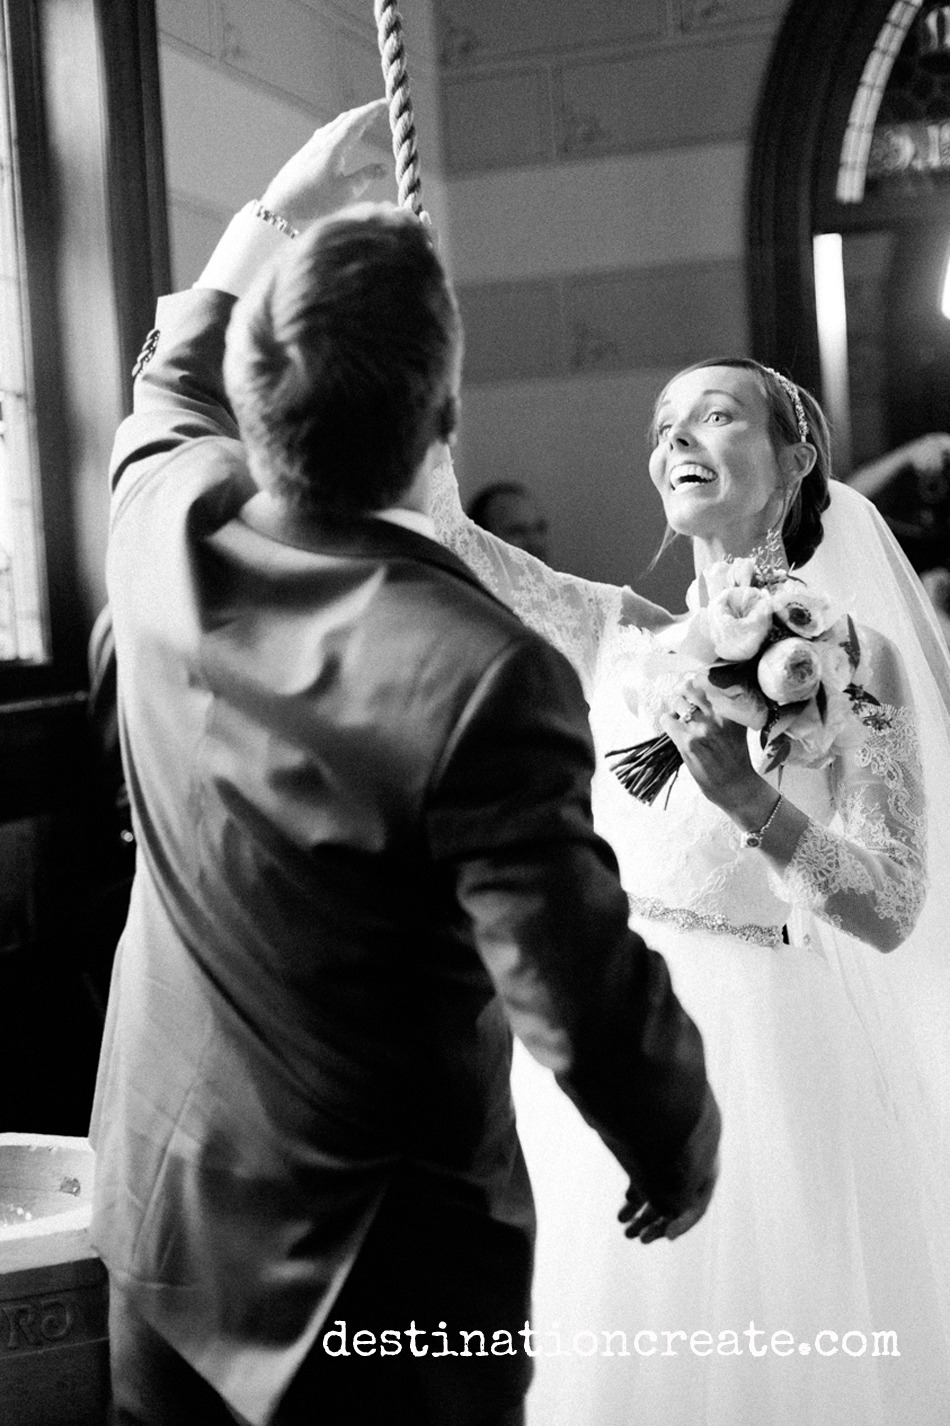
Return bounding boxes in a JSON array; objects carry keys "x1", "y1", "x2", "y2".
[
  {"x1": 749, "y1": 0, "x2": 950, "y2": 477},
  {"x1": 836, "y1": 0, "x2": 925, "y2": 204}
]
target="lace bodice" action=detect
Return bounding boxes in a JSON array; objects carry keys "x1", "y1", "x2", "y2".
[{"x1": 430, "y1": 456, "x2": 927, "y2": 951}]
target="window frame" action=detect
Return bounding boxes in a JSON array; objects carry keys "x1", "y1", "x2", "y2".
[
  {"x1": 0, "y1": 0, "x2": 168, "y2": 707},
  {"x1": 0, "y1": 0, "x2": 169, "y2": 815}
]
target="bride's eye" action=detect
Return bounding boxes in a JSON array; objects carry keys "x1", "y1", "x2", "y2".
[
  {"x1": 706, "y1": 410, "x2": 729, "y2": 424},
  {"x1": 655, "y1": 421, "x2": 672, "y2": 440}
]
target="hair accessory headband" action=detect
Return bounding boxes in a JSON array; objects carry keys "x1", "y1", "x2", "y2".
[{"x1": 762, "y1": 366, "x2": 809, "y2": 442}]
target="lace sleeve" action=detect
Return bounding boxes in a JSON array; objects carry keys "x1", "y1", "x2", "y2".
[
  {"x1": 429, "y1": 453, "x2": 619, "y2": 696},
  {"x1": 774, "y1": 631, "x2": 927, "y2": 952}
]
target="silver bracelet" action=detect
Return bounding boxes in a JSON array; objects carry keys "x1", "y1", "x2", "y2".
[
  {"x1": 741, "y1": 793, "x2": 783, "y2": 849},
  {"x1": 251, "y1": 200, "x2": 299, "y2": 239}
]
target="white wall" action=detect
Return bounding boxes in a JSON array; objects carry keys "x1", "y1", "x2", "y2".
[
  {"x1": 155, "y1": 0, "x2": 794, "y2": 609},
  {"x1": 437, "y1": 0, "x2": 791, "y2": 608},
  {"x1": 156, "y1": 0, "x2": 447, "y2": 286}
]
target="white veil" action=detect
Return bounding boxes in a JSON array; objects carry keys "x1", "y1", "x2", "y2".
[{"x1": 799, "y1": 479, "x2": 950, "y2": 1344}]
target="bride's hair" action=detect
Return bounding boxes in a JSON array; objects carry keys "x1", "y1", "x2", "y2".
[{"x1": 649, "y1": 357, "x2": 832, "y2": 569}]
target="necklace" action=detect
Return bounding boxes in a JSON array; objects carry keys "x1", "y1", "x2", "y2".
[{"x1": 733, "y1": 525, "x2": 788, "y2": 580}]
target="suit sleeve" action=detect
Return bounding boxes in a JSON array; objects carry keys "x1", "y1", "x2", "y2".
[
  {"x1": 426, "y1": 635, "x2": 720, "y2": 1216},
  {"x1": 110, "y1": 288, "x2": 246, "y2": 500}
]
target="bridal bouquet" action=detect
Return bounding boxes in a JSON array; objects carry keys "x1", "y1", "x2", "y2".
[{"x1": 609, "y1": 558, "x2": 891, "y2": 805}]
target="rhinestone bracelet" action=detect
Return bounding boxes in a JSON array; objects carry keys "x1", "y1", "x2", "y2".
[
  {"x1": 741, "y1": 793, "x2": 783, "y2": 849},
  {"x1": 251, "y1": 200, "x2": 299, "y2": 240}
]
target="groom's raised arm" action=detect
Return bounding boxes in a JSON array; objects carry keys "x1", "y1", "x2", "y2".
[{"x1": 427, "y1": 631, "x2": 720, "y2": 1231}]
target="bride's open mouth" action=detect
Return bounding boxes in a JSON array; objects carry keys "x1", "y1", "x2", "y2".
[{"x1": 671, "y1": 463, "x2": 717, "y2": 489}]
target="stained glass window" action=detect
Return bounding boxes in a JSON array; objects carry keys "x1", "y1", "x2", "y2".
[{"x1": 836, "y1": 1, "x2": 950, "y2": 203}]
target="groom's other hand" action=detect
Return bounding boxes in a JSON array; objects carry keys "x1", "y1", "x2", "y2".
[{"x1": 620, "y1": 1155, "x2": 718, "y2": 1243}]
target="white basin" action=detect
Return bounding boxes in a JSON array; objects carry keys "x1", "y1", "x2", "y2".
[{"x1": 0, "y1": 1133, "x2": 94, "y2": 1241}]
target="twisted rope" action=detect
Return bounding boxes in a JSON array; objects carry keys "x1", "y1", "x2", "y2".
[{"x1": 373, "y1": 0, "x2": 426, "y2": 220}]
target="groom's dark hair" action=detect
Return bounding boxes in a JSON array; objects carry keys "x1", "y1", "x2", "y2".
[{"x1": 225, "y1": 202, "x2": 461, "y2": 522}]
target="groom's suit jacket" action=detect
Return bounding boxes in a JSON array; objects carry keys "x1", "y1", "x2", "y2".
[{"x1": 90, "y1": 287, "x2": 719, "y2": 1425}]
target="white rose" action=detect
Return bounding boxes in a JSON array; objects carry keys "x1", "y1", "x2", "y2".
[
  {"x1": 775, "y1": 690, "x2": 866, "y2": 769},
  {"x1": 768, "y1": 701, "x2": 835, "y2": 768},
  {"x1": 697, "y1": 557, "x2": 757, "y2": 606},
  {"x1": 705, "y1": 677, "x2": 769, "y2": 730},
  {"x1": 706, "y1": 585, "x2": 774, "y2": 661},
  {"x1": 677, "y1": 608, "x2": 718, "y2": 665},
  {"x1": 817, "y1": 636, "x2": 853, "y2": 693},
  {"x1": 756, "y1": 637, "x2": 822, "y2": 705},
  {"x1": 621, "y1": 641, "x2": 699, "y2": 728}
]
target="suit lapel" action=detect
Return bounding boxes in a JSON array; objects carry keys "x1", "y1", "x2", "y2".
[{"x1": 238, "y1": 491, "x2": 510, "y2": 612}]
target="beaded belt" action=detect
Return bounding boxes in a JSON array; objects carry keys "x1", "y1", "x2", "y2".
[{"x1": 627, "y1": 894, "x2": 785, "y2": 949}]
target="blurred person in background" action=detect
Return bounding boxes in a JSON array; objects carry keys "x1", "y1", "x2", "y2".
[{"x1": 468, "y1": 481, "x2": 550, "y2": 561}]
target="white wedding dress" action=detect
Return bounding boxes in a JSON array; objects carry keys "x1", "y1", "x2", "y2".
[{"x1": 431, "y1": 461, "x2": 950, "y2": 1425}]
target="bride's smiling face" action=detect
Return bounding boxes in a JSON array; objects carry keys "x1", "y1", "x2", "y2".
[{"x1": 648, "y1": 365, "x2": 788, "y2": 553}]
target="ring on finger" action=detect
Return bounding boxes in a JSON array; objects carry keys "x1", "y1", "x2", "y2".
[{"x1": 681, "y1": 702, "x2": 700, "y2": 723}]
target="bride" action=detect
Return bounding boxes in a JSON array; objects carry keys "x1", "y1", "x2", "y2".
[{"x1": 430, "y1": 358, "x2": 950, "y2": 1424}]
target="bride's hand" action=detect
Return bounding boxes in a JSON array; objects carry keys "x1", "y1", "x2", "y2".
[{"x1": 659, "y1": 679, "x2": 765, "y2": 817}]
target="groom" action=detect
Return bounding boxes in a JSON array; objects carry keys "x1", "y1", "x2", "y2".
[{"x1": 90, "y1": 102, "x2": 720, "y2": 1426}]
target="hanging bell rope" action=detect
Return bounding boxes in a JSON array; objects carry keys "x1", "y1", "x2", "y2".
[{"x1": 373, "y1": 0, "x2": 426, "y2": 221}]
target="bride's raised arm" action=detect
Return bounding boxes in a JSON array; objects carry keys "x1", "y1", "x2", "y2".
[{"x1": 429, "y1": 452, "x2": 668, "y2": 695}]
